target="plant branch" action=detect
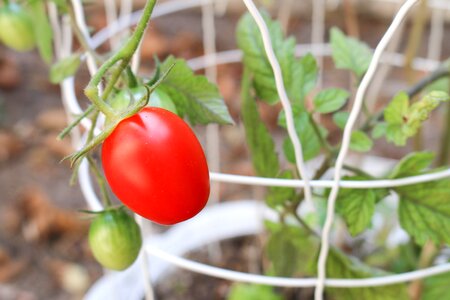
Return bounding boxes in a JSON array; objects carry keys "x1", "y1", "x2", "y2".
[
  {"x1": 309, "y1": 112, "x2": 334, "y2": 155},
  {"x1": 84, "y1": 0, "x2": 157, "y2": 117},
  {"x1": 409, "y1": 241, "x2": 439, "y2": 300},
  {"x1": 361, "y1": 63, "x2": 450, "y2": 131},
  {"x1": 87, "y1": 155, "x2": 112, "y2": 207},
  {"x1": 438, "y1": 100, "x2": 450, "y2": 165}
]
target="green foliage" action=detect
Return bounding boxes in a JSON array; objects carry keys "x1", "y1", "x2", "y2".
[
  {"x1": 422, "y1": 272, "x2": 450, "y2": 300},
  {"x1": 227, "y1": 284, "x2": 283, "y2": 300},
  {"x1": 158, "y1": 56, "x2": 233, "y2": 125},
  {"x1": 313, "y1": 88, "x2": 349, "y2": 113},
  {"x1": 278, "y1": 108, "x2": 325, "y2": 162},
  {"x1": 265, "y1": 221, "x2": 317, "y2": 276},
  {"x1": 236, "y1": 12, "x2": 317, "y2": 104},
  {"x1": 336, "y1": 176, "x2": 388, "y2": 236},
  {"x1": 28, "y1": 0, "x2": 53, "y2": 64},
  {"x1": 330, "y1": 27, "x2": 373, "y2": 79},
  {"x1": 350, "y1": 131, "x2": 373, "y2": 152},
  {"x1": 389, "y1": 151, "x2": 450, "y2": 245},
  {"x1": 241, "y1": 69, "x2": 280, "y2": 178},
  {"x1": 397, "y1": 178, "x2": 450, "y2": 245},
  {"x1": 371, "y1": 122, "x2": 387, "y2": 139},
  {"x1": 383, "y1": 91, "x2": 449, "y2": 146},
  {"x1": 294, "y1": 53, "x2": 318, "y2": 103},
  {"x1": 388, "y1": 151, "x2": 435, "y2": 178},
  {"x1": 266, "y1": 171, "x2": 297, "y2": 208},
  {"x1": 333, "y1": 111, "x2": 350, "y2": 129},
  {"x1": 322, "y1": 248, "x2": 409, "y2": 300},
  {"x1": 50, "y1": 54, "x2": 81, "y2": 83}
]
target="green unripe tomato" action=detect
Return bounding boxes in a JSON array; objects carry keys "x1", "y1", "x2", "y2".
[
  {"x1": 109, "y1": 86, "x2": 178, "y2": 115},
  {"x1": 0, "y1": 4, "x2": 35, "y2": 52},
  {"x1": 88, "y1": 208, "x2": 142, "y2": 271}
]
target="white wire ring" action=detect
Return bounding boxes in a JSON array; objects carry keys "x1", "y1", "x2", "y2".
[
  {"x1": 145, "y1": 244, "x2": 450, "y2": 288},
  {"x1": 65, "y1": 0, "x2": 450, "y2": 292}
]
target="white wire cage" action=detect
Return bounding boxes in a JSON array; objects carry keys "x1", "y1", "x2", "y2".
[{"x1": 47, "y1": 0, "x2": 450, "y2": 299}]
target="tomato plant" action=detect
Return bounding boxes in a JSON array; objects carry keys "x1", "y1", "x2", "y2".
[
  {"x1": 89, "y1": 208, "x2": 142, "y2": 271},
  {"x1": 0, "y1": 4, "x2": 35, "y2": 52},
  {"x1": 101, "y1": 107, "x2": 210, "y2": 225},
  {"x1": 110, "y1": 86, "x2": 178, "y2": 114}
]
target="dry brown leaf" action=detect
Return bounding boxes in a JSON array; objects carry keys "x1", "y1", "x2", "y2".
[
  {"x1": 35, "y1": 108, "x2": 68, "y2": 132},
  {"x1": 0, "y1": 130, "x2": 23, "y2": 162},
  {"x1": 15, "y1": 186, "x2": 88, "y2": 243},
  {"x1": 0, "y1": 56, "x2": 21, "y2": 90}
]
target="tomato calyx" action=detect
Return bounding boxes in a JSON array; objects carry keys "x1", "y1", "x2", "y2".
[{"x1": 61, "y1": 63, "x2": 175, "y2": 167}]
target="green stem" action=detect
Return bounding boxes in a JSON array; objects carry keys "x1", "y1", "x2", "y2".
[
  {"x1": 87, "y1": 156, "x2": 112, "y2": 207},
  {"x1": 438, "y1": 101, "x2": 450, "y2": 165},
  {"x1": 309, "y1": 112, "x2": 334, "y2": 155},
  {"x1": 291, "y1": 211, "x2": 320, "y2": 237},
  {"x1": 409, "y1": 241, "x2": 439, "y2": 300},
  {"x1": 58, "y1": 105, "x2": 96, "y2": 140},
  {"x1": 342, "y1": 164, "x2": 374, "y2": 178},
  {"x1": 84, "y1": 0, "x2": 157, "y2": 117},
  {"x1": 102, "y1": 60, "x2": 129, "y2": 102},
  {"x1": 361, "y1": 63, "x2": 450, "y2": 132}
]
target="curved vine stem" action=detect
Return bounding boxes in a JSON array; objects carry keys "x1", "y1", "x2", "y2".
[{"x1": 84, "y1": 0, "x2": 158, "y2": 119}]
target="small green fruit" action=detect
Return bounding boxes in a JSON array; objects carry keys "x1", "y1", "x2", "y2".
[
  {"x1": 0, "y1": 4, "x2": 35, "y2": 52},
  {"x1": 89, "y1": 208, "x2": 142, "y2": 271}
]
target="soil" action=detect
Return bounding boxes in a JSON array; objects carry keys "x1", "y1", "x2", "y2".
[{"x1": 0, "y1": 4, "x2": 449, "y2": 300}]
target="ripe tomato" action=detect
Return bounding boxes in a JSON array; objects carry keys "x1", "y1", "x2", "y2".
[
  {"x1": 89, "y1": 208, "x2": 142, "y2": 270},
  {"x1": 101, "y1": 107, "x2": 210, "y2": 225},
  {"x1": 0, "y1": 4, "x2": 35, "y2": 52}
]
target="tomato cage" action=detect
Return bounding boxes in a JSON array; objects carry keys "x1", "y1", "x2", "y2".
[{"x1": 48, "y1": 0, "x2": 450, "y2": 299}]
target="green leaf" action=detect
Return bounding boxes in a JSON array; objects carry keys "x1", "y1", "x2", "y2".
[
  {"x1": 322, "y1": 248, "x2": 409, "y2": 300},
  {"x1": 388, "y1": 151, "x2": 434, "y2": 179},
  {"x1": 335, "y1": 176, "x2": 388, "y2": 236},
  {"x1": 266, "y1": 170, "x2": 296, "y2": 208},
  {"x1": 330, "y1": 27, "x2": 373, "y2": 78},
  {"x1": 265, "y1": 221, "x2": 317, "y2": 276},
  {"x1": 336, "y1": 177, "x2": 376, "y2": 236},
  {"x1": 350, "y1": 130, "x2": 373, "y2": 152},
  {"x1": 236, "y1": 12, "x2": 317, "y2": 104},
  {"x1": 397, "y1": 178, "x2": 450, "y2": 245},
  {"x1": 333, "y1": 111, "x2": 349, "y2": 130},
  {"x1": 313, "y1": 88, "x2": 349, "y2": 113},
  {"x1": 423, "y1": 272, "x2": 450, "y2": 300},
  {"x1": 28, "y1": 0, "x2": 53, "y2": 64},
  {"x1": 384, "y1": 91, "x2": 449, "y2": 146},
  {"x1": 241, "y1": 69, "x2": 279, "y2": 177},
  {"x1": 371, "y1": 122, "x2": 387, "y2": 139},
  {"x1": 279, "y1": 108, "x2": 324, "y2": 162},
  {"x1": 237, "y1": 12, "x2": 295, "y2": 104},
  {"x1": 158, "y1": 56, "x2": 233, "y2": 125},
  {"x1": 384, "y1": 92, "x2": 409, "y2": 124},
  {"x1": 292, "y1": 53, "x2": 318, "y2": 103},
  {"x1": 49, "y1": 54, "x2": 81, "y2": 84},
  {"x1": 227, "y1": 284, "x2": 282, "y2": 300}
]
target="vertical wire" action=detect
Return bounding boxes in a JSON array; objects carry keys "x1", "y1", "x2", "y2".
[
  {"x1": 215, "y1": 0, "x2": 229, "y2": 16},
  {"x1": 427, "y1": 1, "x2": 445, "y2": 61},
  {"x1": 202, "y1": 0, "x2": 220, "y2": 205},
  {"x1": 314, "y1": 1, "x2": 420, "y2": 299},
  {"x1": 278, "y1": 0, "x2": 294, "y2": 34},
  {"x1": 241, "y1": 0, "x2": 314, "y2": 208},
  {"x1": 135, "y1": 214, "x2": 155, "y2": 300},
  {"x1": 104, "y1": 0, "x2": 120, "y2": 49},
  {"x1": 71, "y1": 0, "x2": 99, "y2": 76},
  {"x1": 202, "y1": 0, "x2": 223, "y2": 261},
  {"x1": 312, "y1": 0, "x2": 326, "y2": 89}
]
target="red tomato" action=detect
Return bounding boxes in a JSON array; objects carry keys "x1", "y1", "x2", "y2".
[{"x1": 101, "y1": 107, "x2": 210, "y2": 225}]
